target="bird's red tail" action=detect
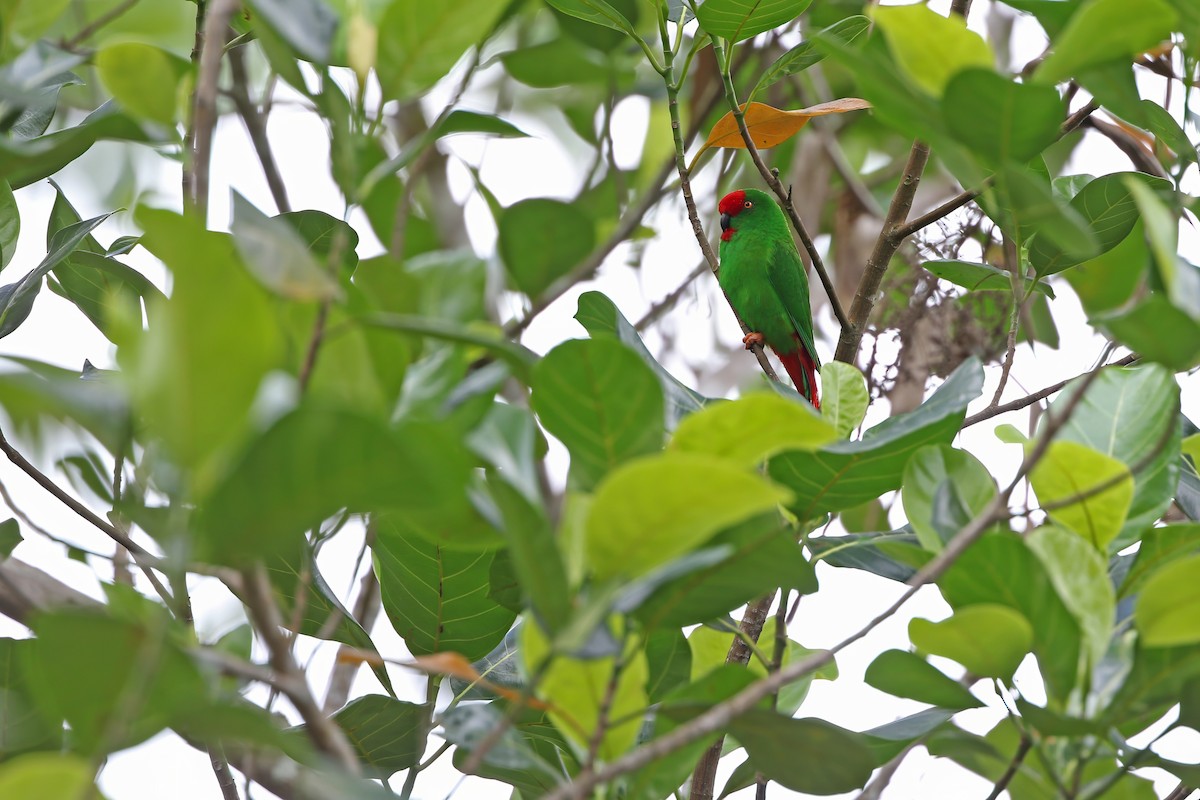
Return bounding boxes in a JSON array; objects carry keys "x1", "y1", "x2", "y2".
[{"x1": 776, "y1": 347, "x2": 820, "y2": 409}]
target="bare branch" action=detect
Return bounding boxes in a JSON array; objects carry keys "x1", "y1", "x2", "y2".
[
  {"x1": 984, "y1": 735, "x2": 1031, "y2": 800},
  {"x1": 635, "y1": 261, "x2": 709, "y2": 332},
  {"x1": 227, "y1": 44, "x2": 291, "y2": 214},
  {"x1": 963, "y1": 353, "x2": 1138, "y2": 427},
  {"x1": 188, "y1": 0, "x2": 241, "y2": 217}
]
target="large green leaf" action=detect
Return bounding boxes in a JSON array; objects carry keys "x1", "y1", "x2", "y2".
[
  {"x1": 937, "y1": 533, "x2": 1082, "y2": 699},
  {"x1": 696, "y1": 0, "x2": 812, "y2": 43},
  {"x1": 231, "y1": 193, "x2": 341, "y2": 301},
  {"x1": 864, "y1": 649, "x2": 982, "y2": 710},
  {"x1": 872, "y1": 3, "x2": 992, "y2": 96},
  {"x1": 378, "y1": 0, "x2": 507, "y2": 99},
  {"x1": 545, "y1": 0, "x2": 639, "y2": 37},
  {"x1": 925, "y1": 259, "x2": 1054, "y2": 298},
  {"x1": 1034, "y1": 0, "x2": 1178, "y2": 84},
  {"x1": 729, "y1": 711, "x2": 875, "y2": 794},
  {"x1": 902, "y1": 445, "x2": 997, "y2": 552},
  {"x1": 0, "y1": 357, "x2": 131, "y2": 454},
  {"x1": 910, "y1": 605, "x2": 1033, "y2": 680},
  {"x1": 444, "y1": 705, "x2": 573, "y2": 795},
  {"x1": 246, "y1": 0, "x2": 337, "y2": 63},
  {"x1": 669, "y1": 391, "x2": 835, "y2": 468},
  {"x1": 768, "y1": 358, "x2": 983, "y2": 518},
  {"x1": 1029, "y1": 441, "x2": 1133, "y2": 551},
  {"x1": 375, "y1": 515, "x2": 516, "y2": 661},
  {"x1": 1099, "y1": 296, "x2": 1200, "y2": 371},
  {"x1": 808, "y1": 529, "x2": 930, "y2": 583},
  {"x1": 498, "y1": 198, "x2": 596, "y2": 298},
  {"x1": 48, "y1": 251, "x2": 166, "y2": 343},
  {"x1": 574, "y1": 291, "x2": 707, "y2": 427},
  {"x1": 1120, "y1": 523, "x2": 1200, "y2": 599},
  {"x1": 0, "y1": 755, "x2": 100, "y2": 798},
  {"x1": 0, "y1": 639, "x2": 62, "y2": 756},
  {"x1": 1029, "y1": 173, "x2": 1173, "y2": 276},
  {"x1": 331, "y1": 695, "x2": 424, "y2": 776},
  {"x1": 198, "y1": 407, "x2": 478, "y2": 563},
  {"x1": 1043, "y1": 364, "x2": 1181, "y2": 548},
  {"x1": 943, "y1": 69, "x2": 1065, "y2": 165},
  {"x1": 532, "y1": 337, "x2": 664, "y2": 491},
  {"x1": 95, "y1": 43, "x2": 182, "y2": 125},
  {"x1": 585, "y1": 453, "x2": 790, "y2": 580},
  {"x1": 1027, "y1": 526, "x2": 1114, "y2": 668},
  {"x1": 819, "y1": 361, "x2": 868, "y2": 439},
  {"x1": 1135, "y1": 554, "x2": 1200, "y2": 647},
  {"x1": 487, "y1": 479, "x2": 571, "y2": 635}
]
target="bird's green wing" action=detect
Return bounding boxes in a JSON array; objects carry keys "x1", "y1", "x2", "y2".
[{"x1": 765, "y1": 237, "x2": 820, "y2": 367}]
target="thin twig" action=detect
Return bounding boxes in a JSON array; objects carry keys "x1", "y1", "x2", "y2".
[
  {"x1": 542, "y1": 363, "x2": 1107, "y2": 800},
  {"x1": 208, "y1": 744, "x2": 241, "y2": 800},
  {"x1": 635, "y1": 261, "x2": 709, "y2": 331},
  {"x1": 987, "y1": 234, "x2": 1026, "y2": 407},
  {"x1": 984, "y1": 735, "x2": 1032, "y2": 800},
  {"x1": 60, "y1": 0, "x2": 139, "y2": 50},
  {"x1": 188, "y1": 0, "x2": 241, "y2": 217},
  {"x1": 963, "y1": 353, "x2": 1138, "y2": 427},
  {"x1": 323, "y1": 569, "x2": 381, "y2": 712},
  {"x1": 242, "y1": 566, "x2": 361, "y2": 772},
  {"x1": 227, "y1": 45, "x2": 291, "y2": 214}
]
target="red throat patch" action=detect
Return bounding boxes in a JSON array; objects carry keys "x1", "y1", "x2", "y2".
[
  {"x1": 718, "y1": 190, "x2": 747, "y2": 217},
  {"x1": 721, "y1": 227, "x2": 736, "y2": 242}
]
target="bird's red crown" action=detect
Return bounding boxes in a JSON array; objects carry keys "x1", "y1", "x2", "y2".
[{"x1": 718, "y1": 190, "x2": 747, "y2": 217}]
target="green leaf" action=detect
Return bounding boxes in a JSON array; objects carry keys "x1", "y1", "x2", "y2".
[
  {"x1": 377, "y1": 0, "x2": 506, "y2": 99},
  {"x1": 1140, "y1": 100, "x2": 1197, "y2": 163},
  {"x1": 818, "y1": 362, "x2": 868, "y2": 438},
  {"x1": 247, "y1": 0, "x2": 338, "y2": 63},
  {"x1": 545, "y1": 0, "x2": 639, "y2": 37},
  {"x1": 436, "y1": 110, "x2": 529, "y2": 139},
  {"x1": 748, "y1": 15, "x2": 870, "y2": 101},
  {"x1": 730, "y1": 711, "x2": 875, "y2": 794},
  {"x1": 864, "y1": 649, "x2": 982, "y2": 710},
  {"x1": 1027, "y1": 525, "x2": 1115, "y2": 668},
  {"x1": 95, "y1": 43, "x2": 181, "y2": 125},
  {"x1": 523, "y1": 619, "x2": 648, "y2": 760},
  {"x1": 487, "y1": 479, "x2": 571, "y2": 634},
  {"x1": 635, "y1": 514, "x2": 816, "y2": 628},
  {"x1": 1121, "y1": 524, "x2": 1200, "y2": 598},
  {"x1": 670, "y1": 391, "x2": 835, "y2": 468},
  {"x1": 943, "y1": 69, "x2": 1065, "y2": 165},
  {"x1": 862, "y1": 708, "x2": 955, "y2": 762},
  {"x1": 872, "y1": 3, "x2": 992, "y2": 96},
  {"x1": 123, "y1": 208, "x2": 283, "y2": 472},
  {"x1": 1030, "y1": 441, "x2": 1133, "y2": 551},
  {"x1": 769, "y1": 358, "x2": 983, "y2": 518},
  {"x1": 1029, "y1": 172, "x2": 1172, "y2": 276},
  {"x1": 230, "y1": 193, "x2": 341, "y2": 301},
  {"x1": 443, "y1": 705, "x2": 571, "y2": 792},
  {"x1": 645, "y1": 628, "x2": 692, "y2": 703},
  {"x1": 1099, "y1": 296, "x2": 1200, "y2": 370},
  {"x1": 0, "y1": 519, "x2": 21, "y2": 558},
  {"x1": 1043, "y1": 364, "x2": 1181, "y2": 548},
  {"x1": 0, "y1": 754, "x2": 101, "y2": 798},
  {"x1": 0, "y1": 181, "x2": 18, "y2": 269},
  {"x1": 937, "y1": 533, "x2": 1082, "y2": 699},
  {"x1": 996, "y1": 164, "x2": 1097, "y2": 261},
  {"x1": 1135, "y1": 554, "x2": 1200, "y2": 647},
  {"x1": 809, "y1": 529, "x2": 930, "y2": 583},
  {"x1": 48, "y1": 251, "x2": 166, "y2": 343},
  {"x1": 574, "y1": 291, "x2": 707, "y2": 427},
  {"x1": 910, "y1": 605, "x2": 1033, "y2": 680},
  {"x1": 925, "y1": 259, "x2": 1054, "y2": 298},
  {"x1": 532, "y1": 338, "x2": 664, "y2": 490},
  {"x1": 375, "y1": 515, "x2": 516, "y2": 661},
  {"x1": 0, "y1": 211, "x2": 114, "y2": 339},
  {"x1": 198, "y1": 407, "x2": 478, "y2": 563},
  {"x1": 1034, "y1": 0, "x2": 1178, "y2": 84},
  {"x1": 0, "y1": 638, "x2": 62, "y2": 754},
  {"x1": 279, "y1": 209, "x2": 361, "y2": 277},
  {"x1": 697, "y1": 0, "x2": 812, "y2": 43},
  {"x1": 902, "y1": 445, "x2": 997, "y2": 552},
  {"x1": 500, "y1": 39, "x2": 613, "y2": 88},
  {"x1": 0, "y1": 357, "x2": 131, "y2": 454},
  {"x1": 1065, "y1": 219, "x2": 1149, "y2": 315},
  {"x1": 585, "y1": 454, "x2": 790, "y2": 580},
  {"x1": 332, "y1": 695, "x2": 424, "y2": 775},
  {"x1": 498, "y1": 198, "x2": 596, "y2": 297}
]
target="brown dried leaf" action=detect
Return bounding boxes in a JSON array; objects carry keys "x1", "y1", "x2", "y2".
[{"x1": 689, "y1": 98, "x2": 871, "y2": 171}]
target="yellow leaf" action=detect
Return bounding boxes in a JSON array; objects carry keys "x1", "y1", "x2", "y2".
[{"x1": 689, "y1": 98, "x2": 871, "y2": 171}]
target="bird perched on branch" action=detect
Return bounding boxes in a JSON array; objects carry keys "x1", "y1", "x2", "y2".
[{"x1": 718, "y1": 188, "x2": 821, "y2": 408}]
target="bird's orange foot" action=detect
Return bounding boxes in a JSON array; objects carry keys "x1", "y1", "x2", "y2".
[{"x1": 742, "y1": 331, "x2": 765, "y2": 350}]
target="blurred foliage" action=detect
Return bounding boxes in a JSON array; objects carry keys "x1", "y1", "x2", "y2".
[{"x1": 0, "y1": 0, "x2": 1196, "y2": 797}]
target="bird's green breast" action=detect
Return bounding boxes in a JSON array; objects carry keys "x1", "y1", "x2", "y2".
[{"x1": 718, "y1": 234, "x2": 802, "y2": 352}]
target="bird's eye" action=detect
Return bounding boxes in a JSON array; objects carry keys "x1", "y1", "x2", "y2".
[{"x1": 743, "y1": 200, "x2": 753, "y2": 209}]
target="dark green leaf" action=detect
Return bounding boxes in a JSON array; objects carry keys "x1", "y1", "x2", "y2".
[
  {"x1": 924, "y1": 259, "x2": 1054, "y2": 298},
  {"x1": 488, "y1": 479, "x2": 571, "y2": 634},
  {"x1": 864, "y1": 649, "x2": 982, "y2": 709},
  {"x1": 48, "y1": 251, "x2": 166, "y2": 342},
  {"x1": 997, "y1": 164, "x2": 1097, "y2": 262},
  {"x1": 574, "y1": 291, "x2": 708, "y2": 427},
  {"x1": 769, "y1": 358, "x2": 983, "y2": 518},
  {"x1": 1141, "y1": 100, "x2": 1197, "y2": 163},
  {"x1": 1065, "y1": 218, "x2": 1149, "y2": 315},
  {"x1": 436, "y1": 110, "x2": 528, "y2": 139},
  {"x1": 500, "y1": 39, "x2": 613, "y2": 87},
  {"x1": 247, "y1": 0, "x2": 337, "y2": 63},
  {"x1": 809, "y1": 529, "x2": 931, "y2": 582},
  {"x1": 1029, "y1": 172, "x2": 1172, "y2": 275},
  {"x1": 532, "y1": 337, "x2": 664, "y2": 490},
  {"x1": 1034, "y1": 0, "x2": 1179, "y2": 84},
  {"x1": 332, "y1": 695, "x2": 424, "y2": 775},
  {"x1": 375, "y1": 515, "x2": 516, "y2": 661},
  {"x1": 645, "y1": 628, "x2": 692, "y2": 703},
  {"x1": 0, "y1": 519, "x2": 21, "y2": 558},
  {"x1": 0, "y1": 638, "x2": 61, "y2": 755},
  {"x1": 697, "y1": 0, "x2": 813, "y2": 43},
  {"x1": 231, "y1": 193, "x2": 341, "y2": 300},
  {"x1": 1016, "y1": 698, "x2": 1105, "y2": 736},
  {"x1": 862, "y1": 708, "x2": 956, "y2": 762},
  {"x1": 0, "y1": 181, "x2": 18, "y2": 269},
  {"x1": 902, "y1": 445, "x2": 997, "y2": 552},
  {"x1": 444, "y1": 705, "x2": 573, "y2": 794},
  {"x1": 0, "y1": 357, "x2": 131, "y2": 454},
  {"x1": 278, "y1": 209, "x2": 360, "y2": 277},
  {"x1": 944, "y1": 69, "x2": 1065, "y2": 165},
  {"x1": 730, "y1": 710, "x2": 875, "y2": 794},
  {"x1": 1099, "y1": 295, "x2": 1200, "y2": 370},
  {"x1": 378, "y1": 0, "x2": 506, "y2": 99},
  {"x1": 499, "y1": 198, "x2": 596, "y2": 297}
]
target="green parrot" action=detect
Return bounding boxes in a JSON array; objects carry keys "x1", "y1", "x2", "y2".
[{"x1": 717, "y1": 188, "x2": 821, "y2": 408}]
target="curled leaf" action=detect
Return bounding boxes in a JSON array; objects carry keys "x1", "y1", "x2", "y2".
[{"x1": 689, "y1": 98, "x2": 870, "y2": 171}]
